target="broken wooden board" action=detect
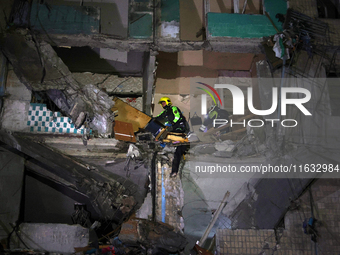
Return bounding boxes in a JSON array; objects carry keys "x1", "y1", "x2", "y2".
[
  {"x1": 155, "y1": 128, "x2": 190, "y2": 145},
  {"x1": 114, "y1": 120, "x2": 136, "y2": 143},
  {"x1": 163, "y1": 133, "x2": 189, "y2": 145},
  {"x1": 111, "y1": 97, "x2": 152, "y2": 132}
]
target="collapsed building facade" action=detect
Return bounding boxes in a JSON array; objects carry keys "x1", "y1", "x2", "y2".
[{"x1": 1, "y1": 0, "x2": 340, "y2": 254}]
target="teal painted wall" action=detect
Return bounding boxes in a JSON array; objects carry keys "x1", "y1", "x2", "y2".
[
  {"x1": 207, "y1": 13, "x2": 277, "y2": 38},
  {"x1": 30, "y1": 0, "x2": 100, "y2": 34},
  {"x1": 207, "y1": 0, "x2": 287, "y2": 38},
  {"x1": 264, "y1": 0, "x2": 287, "y2": 32},
  {"x1": 161, "y1": 0, "x2": 180, "y2": 22},
  {"x1": 129, "y1": 13, "x2": 153, "y2": 39}
]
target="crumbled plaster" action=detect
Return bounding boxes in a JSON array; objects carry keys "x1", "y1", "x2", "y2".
[
  {"x1": 36, "y1": 32, "x2": 263, "y2": 53},
  {"x1": 1, "y1": 70, "x2": 31, "y2": 132},
  {"x1": 135, "y1": 192, "x2": 152, "y2": 219},
  {"x1": 73, "y1": 72, "x2": 143, "y2": 94},
  {"x1": 11, "y1": 223, "x2": 89, "y2": 253}
]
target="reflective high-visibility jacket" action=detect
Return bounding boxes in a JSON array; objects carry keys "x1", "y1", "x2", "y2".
[{"x1": 156, "y1": 105, "x2": 188, "y2": 133}]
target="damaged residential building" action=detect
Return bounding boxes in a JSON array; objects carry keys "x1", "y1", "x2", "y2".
[{"x1": 1, "y1": 0, "x2": 340, "y2": 254}]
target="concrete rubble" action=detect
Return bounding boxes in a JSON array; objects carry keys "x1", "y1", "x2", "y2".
[
  {"x1": 1, "y1": 29, "x2": 115, "y2": 135},
  {"x1": 10, "y1": 223, "x2": 89, "y2": 254},
  {"x1": 1, "y1": 1, "x2": 340, "y2": 254},
  {"x1": 118, "y1": 218, "x2": 187, "y2": 253}
]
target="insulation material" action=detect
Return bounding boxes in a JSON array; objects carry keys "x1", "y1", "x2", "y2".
[
  {"x1": 160, "y1": 21, "x2": 180, "y2": 38},
  {"x1": 73, "y1": 73, "x2": 143, "y2": 94},
  {"x1": 27, "y1": 103, "x2": 89, "y2": 134},
  {"x1": 11, "y1": 223, "x2": 89, "y2": 253}
]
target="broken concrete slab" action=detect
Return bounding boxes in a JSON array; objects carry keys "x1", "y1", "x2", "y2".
[
  {"x1": 190, "y1": 144, "x2": 217, "y2": 155},
  {"x1": 212, "y1": 150, "x2": 233, "y2": 158},
  {"x1": 214, "y1": 140, "x2": 235, "y2": 152},
  {"x1": 0, "y1": 149, "x2": 24, "y2": 246},
  {"x1": 0, "y1": 99, "x2": 30, "y2": 132},
  {"x1": 1, "y1": 29, "x2": 115, "y2": 135},
  {"x1": 118, "y1": 218, "x2": 187, "y2": 253},
  {"x1": 0, "y1": 131, "x2": 147, "y2": 221},
  {"x1": 72, "y1": 73, "x2": 143, "y2": 95},
  {"x1": 0, "y1": 69, "x2": 31, "y2": 131},
  {"x1": 11, "y1": 223, "x2": 89, "y2": 254},
  {"x1": 222, "y1": 182, "x2": 256, "y2": 216}
]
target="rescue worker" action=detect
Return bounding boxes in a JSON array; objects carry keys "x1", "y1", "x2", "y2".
[
  {"x1": 155, "y1": 97, "x2": 189, "y2": 177},
  {"x1": 199, "y1": 105, "x2": 230, "y2": 132}
]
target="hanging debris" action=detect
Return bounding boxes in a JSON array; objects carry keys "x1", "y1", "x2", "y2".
[{"x1": 0, "y1": 29, "x2": 114, "y2": 135}]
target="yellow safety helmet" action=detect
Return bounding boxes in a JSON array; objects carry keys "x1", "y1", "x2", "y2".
[{"x1": 158, "y1": 97, "x2": 172, "y2": 106}]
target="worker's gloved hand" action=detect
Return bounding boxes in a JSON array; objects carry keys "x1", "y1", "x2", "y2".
[
  {"x1": 199, "y1": 124, "x2": 207, "y2": 132},
  {"x1": 164, "y1": 123, "x2": 172, "y2": 127},
  {"x1": 160, "y1": 142, "x2": 166, "y2": 148}
]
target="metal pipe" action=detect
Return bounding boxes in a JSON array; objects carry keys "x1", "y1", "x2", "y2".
[
  {"x1": 161, "y1": 164, "x2": 166, "y2": 222},
  {"x1": 234, "y1": 0, "x2": 239, "y2": 13},
  {"x1": 151, "y1": 151, "x2": 157, "y2": 221},
  {"x1": 199, "y1": 191, "x2": 230, "y2": 246},
  {"x1": 242, "y1": 0, "x2": 248, "y2": 14}
]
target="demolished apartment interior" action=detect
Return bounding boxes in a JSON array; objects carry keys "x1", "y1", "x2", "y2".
[{"x1": 1, "y1": 0, "x2": 340, "y2": 254}]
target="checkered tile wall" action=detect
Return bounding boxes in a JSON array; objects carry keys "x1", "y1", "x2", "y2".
[{"x1": 27, "y1": 103, "x2": 89, "y2": 134}]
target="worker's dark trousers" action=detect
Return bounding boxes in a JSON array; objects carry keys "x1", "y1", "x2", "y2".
[{"x1": 171, "y1": 145, "x2": 187, "y2": 175}]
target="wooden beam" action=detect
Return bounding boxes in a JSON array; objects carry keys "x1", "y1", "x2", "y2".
[{"x1": 112, "y1": 97, "x2": 152, "y2": 132}]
